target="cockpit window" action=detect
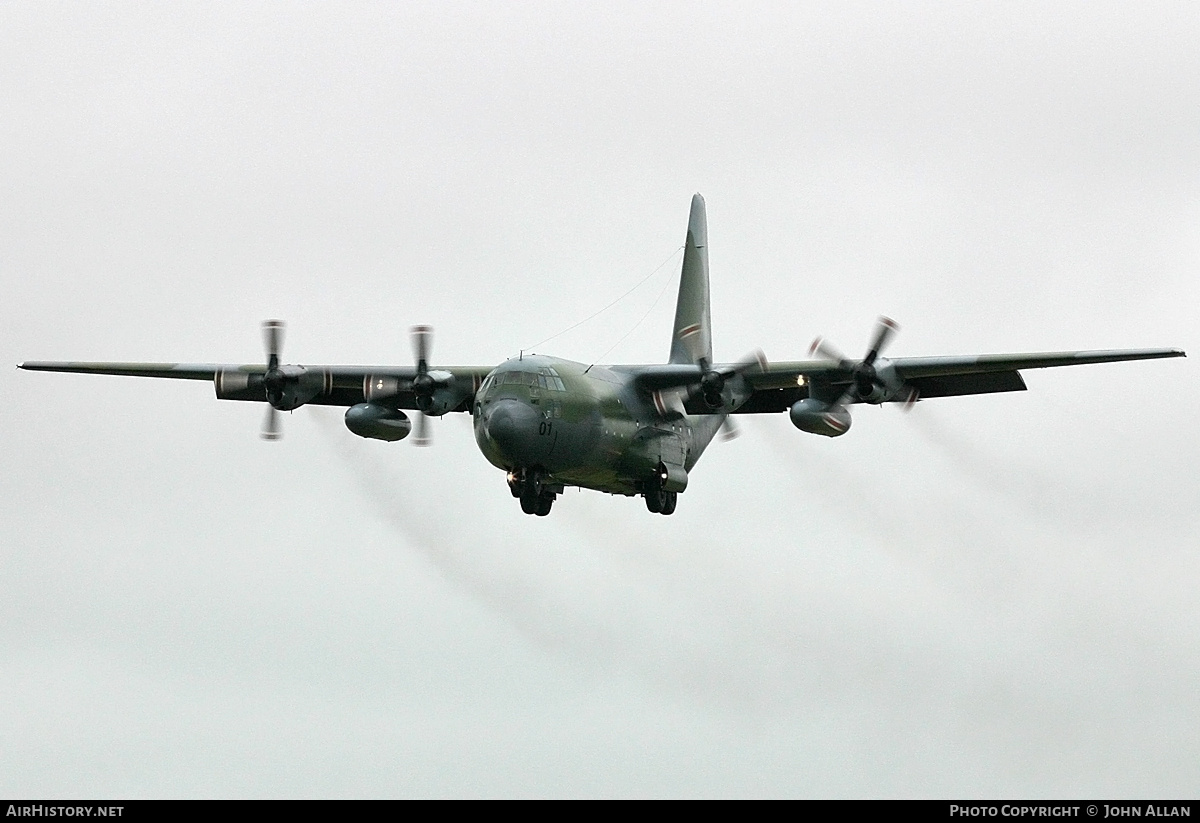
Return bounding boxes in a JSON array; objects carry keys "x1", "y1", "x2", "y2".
[{"x1": 494, "y1": 370, "x2": 565, "y2": 391}]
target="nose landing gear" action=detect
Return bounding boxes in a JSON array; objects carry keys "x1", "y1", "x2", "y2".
[{"x1": 507, "y1": 468, "x2": 558, "y2": 517}]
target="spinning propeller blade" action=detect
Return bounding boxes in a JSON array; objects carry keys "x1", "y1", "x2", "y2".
[
  {"x1": 261, "y1": 405, "x2": 281, "y2": 441},
  {"x1": 412, "y1": 412, "x2": 431, "y2": 447},
  {"x1": 809, "y1": 336, "x2": 848, "y2": 365},
  {"x1": 260, "y1": 319, "x2": 287, "y2": 440},
  {"x1": 863, "y1": 316, "x2": 898, "y2": 366},
  {"x1": 411, "y1": 324, "x2": 432, "y2": 372},
  {"x1": 698, "y1": 349, "x2": 768, "y2": 410},
  {"x1": 263, "y1": 319, "x2": 284, "y2": 369},
  {"x1": 410, "y1": 324, "x2": 435, "y2": 446},
  {"x1": 811, "y1": 316, "x2": 907, "y2": 405}
]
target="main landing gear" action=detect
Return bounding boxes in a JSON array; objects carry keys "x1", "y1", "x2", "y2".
[
  {"x1": 642, "y1": 472, "x2": 678, "y2": 516},
  {"x1": 508, "y1": 468, "x2": 557, "y2": 517}
]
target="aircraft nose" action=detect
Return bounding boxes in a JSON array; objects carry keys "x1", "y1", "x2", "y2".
[{"x1": 484, "y1": 399, "x2": 541, "y2": 462}]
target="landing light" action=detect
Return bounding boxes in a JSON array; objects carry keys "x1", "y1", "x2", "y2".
[{"x1": 796, "y1": 375, "x2": 807, "y2": 387}]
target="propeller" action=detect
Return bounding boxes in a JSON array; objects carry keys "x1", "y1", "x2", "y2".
[
  {"x1": 261, "y1": 404, "x2": 282, "y2": 441},
  {"x1": 697, "y1": 349, "x2": 767, "y2": 410},
  {"x1": 412, "y1": 409, "x2": 431, "y2": 447},
  {"x1": 699, "y1": 365, "x2": 726, "y2": 409},
  {"x1": 714, "y1": 351, "x2": 769, "y2": 439},
  {"x1": 810, "y1": 316, "x2": 903, "y2": 405},
  {"x1": 260, "y1": 319, "x2": 286, "y2": 440},
  {"x1": 410, "y1": 324, "x2": 435, "y2": 446}
]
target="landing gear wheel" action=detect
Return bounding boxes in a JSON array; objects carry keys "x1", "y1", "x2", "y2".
[
  {"x1": 660, "y1": 491, "x2": 677, "y2": 515},
  {"x1": 516, "y1": 467, "x2": 542, "y2": 514},
  {"x1": 516, "y1": 468, "x2": 555, "y2": 516},
  {"x1": 644, "y1": 488, "x2": 665, "y2": 513},
  {"x1": 643, "y1": 481, "x2": 677, "y2": 515},
  {"x1": 522, "y1": 489, "x2": 554, "y2": 516}
]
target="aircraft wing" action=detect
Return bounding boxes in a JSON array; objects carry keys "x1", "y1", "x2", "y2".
[
  {"x1": 17, "y1": 361, "x2": 494, "y2": 411},
  {"x1": 888, "y1": 348, "x2": 1186, "y2": 378},
  {"x1": 18, "y1": 361, "x2": 225, "y2": 380},
  {"x1": 732, "y1": 347, "x2": 1185, "y2": 413}
]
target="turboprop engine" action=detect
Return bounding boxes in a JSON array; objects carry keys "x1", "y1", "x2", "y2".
[
  {"x1": 356, "y1": 325, "x2": 464, "y2": 447},
  {"x1": 414, "y1": 376, "x2": 461, "y2": 416},
  {"x1": 215, "y1": 365, "x2": 326, "y2": 410},
  {"x1": 213, "y1": 320, "x2": 332, "y2": 439},
  {"x1": 789, "y1": 399, "x2": 852, "y2": 437},
  {"x1": 363, "y1": 371, "x2": 461, "y2": 416}
]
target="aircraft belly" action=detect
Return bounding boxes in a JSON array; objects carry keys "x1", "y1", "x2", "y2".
[
  {"x1": 552, "y1": 467, "x2": 639, "y2": 496},
  {"x1": 557, "y1": 434, "x2": 645, "y2": 494}
]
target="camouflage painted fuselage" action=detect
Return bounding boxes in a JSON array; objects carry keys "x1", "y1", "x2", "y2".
[{"x1": 472, "y1": 354, "x2": 722, "y2": 496}]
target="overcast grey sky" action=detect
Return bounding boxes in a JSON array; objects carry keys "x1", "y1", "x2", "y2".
[{"x1": 2, "y1": 2, "x2": 1198, "y2": 797}]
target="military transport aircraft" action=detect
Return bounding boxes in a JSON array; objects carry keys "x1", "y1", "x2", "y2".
[{"x1": 20, "y1": 194, "x2": 1185, "y2": 516}]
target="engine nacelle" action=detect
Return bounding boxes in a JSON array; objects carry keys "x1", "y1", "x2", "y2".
[
  {"x1": 364, "y1": 370, "x2": 462, "y2": 416},
  {"x1": 789, "y1": 399, "x2": 852, "y2": 437},
  {"x1": 856, "y1": 382, "x2": 889, "y2": 404},
  {"x1": 345, "y1": 403, "x2": 412, "y2": 442},
  {"x1": 364, "y1": 375, "x2": 402, "y2": 403},
  {"x1": 214, "y1": 368, "x2": 261, "y2": 401},
  {"x1": 269, "y1": 365, "x2": 327, "y2": 410},
  {"x1": 215, "y1": 366, "x2": 327, "y2": 410},
  {"x1": 420, "y1": 382, "x2": 461, "y2": 417}
]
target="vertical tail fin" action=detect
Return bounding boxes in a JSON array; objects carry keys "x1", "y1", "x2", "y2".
[{"x1": 669, "y1": 193, "x2": 713, "y2": 365}]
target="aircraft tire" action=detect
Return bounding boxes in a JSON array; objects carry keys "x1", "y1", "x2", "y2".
[
  {"x1": 520, "y1": 491, "x2": 539, "y2": 514},
  {"x1": 660, "y1": 491, "x2": 677, "y2": 515},
  {"x1": 535, "y1": 493, "x2": 553, "y2": 516},
  {"x1": 644, "y1": 490, "x2": 664, "y2": 513}
]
